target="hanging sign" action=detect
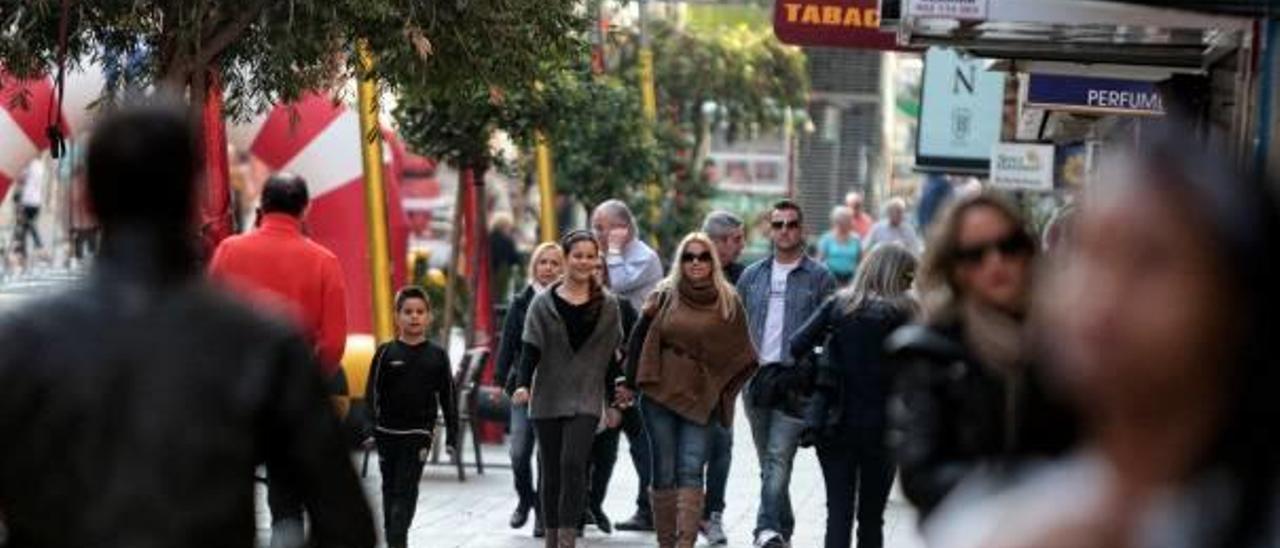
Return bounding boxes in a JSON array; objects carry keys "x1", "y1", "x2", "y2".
[
  {"x1": 773, "y1": 0, "x2": 899, "y2": 50},
  {"x1": 990, "y1": 143, "x2": 1055, "y2": 192},
  {"x1": 916, "y1": 47, "x2": 1006, "y2": 172},
  {"x1": 1025, "y1": 74, "x2": 1166, "y2": 116}
]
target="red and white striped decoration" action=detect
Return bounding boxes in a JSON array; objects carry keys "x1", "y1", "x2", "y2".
[
  {"x1": 2, "y1": 66, "x2": 410, "y2": 335},
  {"x1": 0, "y1": 65, "x2": 104, "y2": 198},
  {"x1": 229, "y1": 93, "x2": 410, "y2": 335}
]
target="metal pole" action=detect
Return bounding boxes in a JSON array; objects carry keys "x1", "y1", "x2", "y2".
[
  {"x1": 535, "y1": 131, "x2": 558, "y2": 243},
  {"x1": 638, "y1": 0, "x2": 662, "y2": 245},
  {"x1": 356, "y1": 40, "x2": 395, "y2": 343}
]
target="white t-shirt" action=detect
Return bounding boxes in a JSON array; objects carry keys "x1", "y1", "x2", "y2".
[
  {"x1": 760, "y1": 259, "x2": 800, "y2": 363},
  {"x1": 20, "y1": 162, "x2": 46, "y2": 207}
]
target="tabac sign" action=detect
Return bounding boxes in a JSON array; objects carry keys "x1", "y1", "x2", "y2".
[{"x1": 773, "y1": 0, "x2": 898, "y2": 50}]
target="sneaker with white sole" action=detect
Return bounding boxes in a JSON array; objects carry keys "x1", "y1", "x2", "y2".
[
  {"x1": 753, "y1": 529, "x2": 787, "y2": 548},
  {"x1": 701, "y1": 512, "x2": 728, "y2": 545}
]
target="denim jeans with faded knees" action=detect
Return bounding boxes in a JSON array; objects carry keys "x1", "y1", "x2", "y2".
[
  {"x1": 640, "y1": 397, "x2": 711, "y2": 489},
  {"x1": 745, "y1": 395, "x2": 806, "y2": 539},
  {"x1": 509, "y1": 403, "x2": 538, "y2": 507}
]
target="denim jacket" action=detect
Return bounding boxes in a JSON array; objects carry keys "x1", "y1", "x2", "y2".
[{"x1": 736, "y1": 255, "x2": 836, "y2": 365}]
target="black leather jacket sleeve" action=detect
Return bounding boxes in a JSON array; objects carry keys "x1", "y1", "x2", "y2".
[
  {"x1": 263, "y1": 337, "x2": 376, "y2": 548},
  {"x1": 886, "y1": 325, "x2": 972, "y2": 522}
]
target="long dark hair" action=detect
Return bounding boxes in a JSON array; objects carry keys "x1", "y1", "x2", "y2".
[
  {"x1": 917, "y1": 191, "x2": 1037, "y2": 323},
  {"x1": 1115, "y1": 124, "x2": 1280, "y2": 546},
  {"x1": 559, "y1": 229, "x2": 604, "y2": 302}
]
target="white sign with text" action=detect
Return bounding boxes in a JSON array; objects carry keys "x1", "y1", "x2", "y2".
[
  {"x1": 990, "y1": 143, "x2": 1055, "y2": 192},
  {"x1": 907, "y1": 0, "x2": 989, "y2": 20}
]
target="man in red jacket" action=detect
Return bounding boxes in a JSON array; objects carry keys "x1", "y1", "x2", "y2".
[{"x1": 209, "y1": 172, "x2": 349, "y2": 547}]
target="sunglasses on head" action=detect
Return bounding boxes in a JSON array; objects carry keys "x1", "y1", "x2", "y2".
[
  {"x1": 771, "y1": 220, "x2": 801, "y2": 230},
  {"x1": 954, "y1": 233, "x2": 1033, "y2": 265},
  {"x1": 681, "y1": 251, "x2": 714, "y2": 264}
]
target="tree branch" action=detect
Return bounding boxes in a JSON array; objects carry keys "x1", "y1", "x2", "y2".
[{"x1": 195, "y1": 0, "x2": 268, "y2": 69}]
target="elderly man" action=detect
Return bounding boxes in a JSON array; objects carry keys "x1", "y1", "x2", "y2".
[
  {"x1": 589, "y1": 200, "x2": 662, "y2": 532},
  {"x1": 864, "y1": 198, "x2": 923, "y2": 255},
  {"x1": 591, "y1": 200, "x2": 663, "y2": 309},
  {"x1": 702, "y1": 210, "x2": 746, "y2": 284},
  {"x1": 844, "y1": 192, "x2": 875, "y2": 238},
  {"x1": 209, "y1": 173, "x2": 349, "y2": 546}
]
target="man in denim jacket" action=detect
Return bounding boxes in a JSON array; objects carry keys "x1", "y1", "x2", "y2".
[{"x1": 736, "y1": 200, "x2": 836, "y2": 548}]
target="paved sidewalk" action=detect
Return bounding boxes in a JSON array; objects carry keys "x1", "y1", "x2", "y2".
[{"x1": 258, "y1": 405, "x2": 925, "y2": 548}]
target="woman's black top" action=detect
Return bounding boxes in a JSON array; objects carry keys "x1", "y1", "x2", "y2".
[
  {"x1": 552, "y1": 289, "x2": 598, "y2": 352},
  {"x1": 789, "y1": 297, "x2": 911, "y2": 437}
]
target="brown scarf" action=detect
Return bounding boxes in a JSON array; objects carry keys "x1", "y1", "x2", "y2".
[{"x1": 636, "y1": 278, "x2": 758, "y2": 425}]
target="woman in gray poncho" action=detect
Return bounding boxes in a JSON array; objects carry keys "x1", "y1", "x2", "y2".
[{"x1": 513, "y1": 230, "x2": 624, "y2": 548}]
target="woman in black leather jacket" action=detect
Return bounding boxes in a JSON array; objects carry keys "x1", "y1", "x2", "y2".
[
  {"x1": 790, "y1": 244, "x2": 918, "y2": 548},
  {"x1": 885, "y1": 191, "x2": 1076, "y2": 523}
]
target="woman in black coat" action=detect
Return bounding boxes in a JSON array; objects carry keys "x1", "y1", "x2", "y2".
[
  {"x1": 789, "y1": 244, "x2": 918, "y2": 548},
  {"x1": 885, "y1": 192, "x2": 1077, "y2": 523}
]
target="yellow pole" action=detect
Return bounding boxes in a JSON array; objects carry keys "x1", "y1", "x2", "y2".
[
  {"x1": 356, "y1": 40, "x2": 395, "y2": 343},
  {"x1": 638, "y1": 5, "x2": 661, "y2": 245},
  {"x1": 535, "y1": 131, "x2": 558, "y2": 243}
]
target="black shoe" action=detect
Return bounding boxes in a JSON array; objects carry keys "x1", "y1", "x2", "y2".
[
  {"x1": 615, "y1": 510, "x2": 654, "y2": 532},
  {"x1": 510, "y1": 500, "x2": 532, "y2": 529},
  {"x1": 591, "y1": 506, "x2": 613, "y2": 534},
  {"x1": 532, "y1": 506, "x2": 545, "y2": 537}
]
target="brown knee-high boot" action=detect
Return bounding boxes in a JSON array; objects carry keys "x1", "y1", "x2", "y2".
[
  {"x1": 543, "y1": 527, "x2": 558, "y2": 548},
  {"x1": 675, "y1": 488, "x2": 705, "y2": 548},
  {"x1": 555, "y1": 528, "x2": 577, "y2": 548},
  {"x1": 650, "y1": 489, "x2": 679, "y2": 548}
]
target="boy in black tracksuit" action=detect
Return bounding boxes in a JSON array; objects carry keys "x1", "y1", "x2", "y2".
[{"x1": 366, "y1": 287, "x2": 459, "y2": 548}]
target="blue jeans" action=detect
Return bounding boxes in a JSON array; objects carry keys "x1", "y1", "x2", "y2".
[
  {"x1": 704, "y1": 421, "x2": 733, "y2": 516},
  {"x1": 745, "y1": 394, "x2": 806, "y2": 538},
  {"x1": 509, "y1": 404, "x2": 538, "y2": 506},
  {"x1": 641, "y1": 397, "x2": 711, "y2": 489}
]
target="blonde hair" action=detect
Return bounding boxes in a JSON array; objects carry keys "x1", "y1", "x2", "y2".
[
  {"x1": 526, "y1": 241, "x2": 564, "y2": 283},
  {"x1": 838, "y1": 243, "x2": 918, "y2": 316},
  {"x1": 658, "y1": 232, "x2": 738, "y2": 320}
]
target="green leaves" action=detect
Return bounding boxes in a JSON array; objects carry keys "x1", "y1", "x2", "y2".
[{"x1": 0, "y1": 0, "x2": 586, "y2": 119}]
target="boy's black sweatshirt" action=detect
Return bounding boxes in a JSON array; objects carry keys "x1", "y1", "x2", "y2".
[{"x1": 366, "y1": 339, "x2": 459, "y2": 448}]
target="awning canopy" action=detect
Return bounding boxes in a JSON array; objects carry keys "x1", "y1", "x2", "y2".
[
  {"x1": 896, "y1": 0, "x2": 1254, "y2": 68},
  {"x1": 1110, "y1": 1, "x2": 1280, "y2": 17}
]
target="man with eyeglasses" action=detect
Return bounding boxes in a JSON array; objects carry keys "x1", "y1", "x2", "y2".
[{"x1": 736, "y1": 200, "x2": 836, "y2": 548}]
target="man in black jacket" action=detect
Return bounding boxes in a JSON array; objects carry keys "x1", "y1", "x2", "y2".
[{"x1": 0, "y1": 101, "x2": 374, "y2": 548}]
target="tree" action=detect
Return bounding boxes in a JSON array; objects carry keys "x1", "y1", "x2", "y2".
[
  {"x1": 538, "y1": 71, "x2": 666, "y2": 214},
  {"x1": 606, "y1": 19, "x2": 809, "y2": 254},
  {"x1": 0, "y1": 0, "x2": 583, "y2": 118}
]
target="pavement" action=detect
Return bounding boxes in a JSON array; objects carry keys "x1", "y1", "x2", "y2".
[
  {"x1": 255, "y1": 405, "x2": 926, "y2": 548},
  {"x1": 0, "y1": 267, "x2": 84, "y2": 310},
  {"x1": 2, "y1": 271, "x2": 926, "y2": 548}
]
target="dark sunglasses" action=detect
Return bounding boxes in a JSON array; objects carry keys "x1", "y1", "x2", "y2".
[
  {"x1": 771, "y1": 220, "x2": 801, "y2": 230},
  {"x1": 954, "y1": 233, "x2": 1033, "y2": 265},
  {"x1": 681, "y1": 251, "x2": 714, "y2": 264}
]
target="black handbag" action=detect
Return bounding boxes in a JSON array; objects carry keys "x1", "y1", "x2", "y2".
[{"x1": 474, "y1": 385, "x2": 511, "y2": 423}]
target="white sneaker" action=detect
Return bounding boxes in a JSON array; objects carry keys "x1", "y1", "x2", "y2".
[
  {"x1": 701, "y1": 512, "x2": 727, "y2": 545},
  {"x1": 753, "y1": 529, "x2": 787, "y2": 548}
]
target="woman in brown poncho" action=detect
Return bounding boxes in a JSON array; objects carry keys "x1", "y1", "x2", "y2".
[{"x1": 617, "y1": 232, "x2": 758, "y2": 548}]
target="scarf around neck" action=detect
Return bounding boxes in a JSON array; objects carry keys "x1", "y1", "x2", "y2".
[{"x1": 961, "y1": 298, "x2": 1026, "y2": 376}]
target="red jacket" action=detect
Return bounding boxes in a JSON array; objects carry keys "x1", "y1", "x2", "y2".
[{"x1": 209, "y1": 213, "x2": 348, "y2": 377}]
